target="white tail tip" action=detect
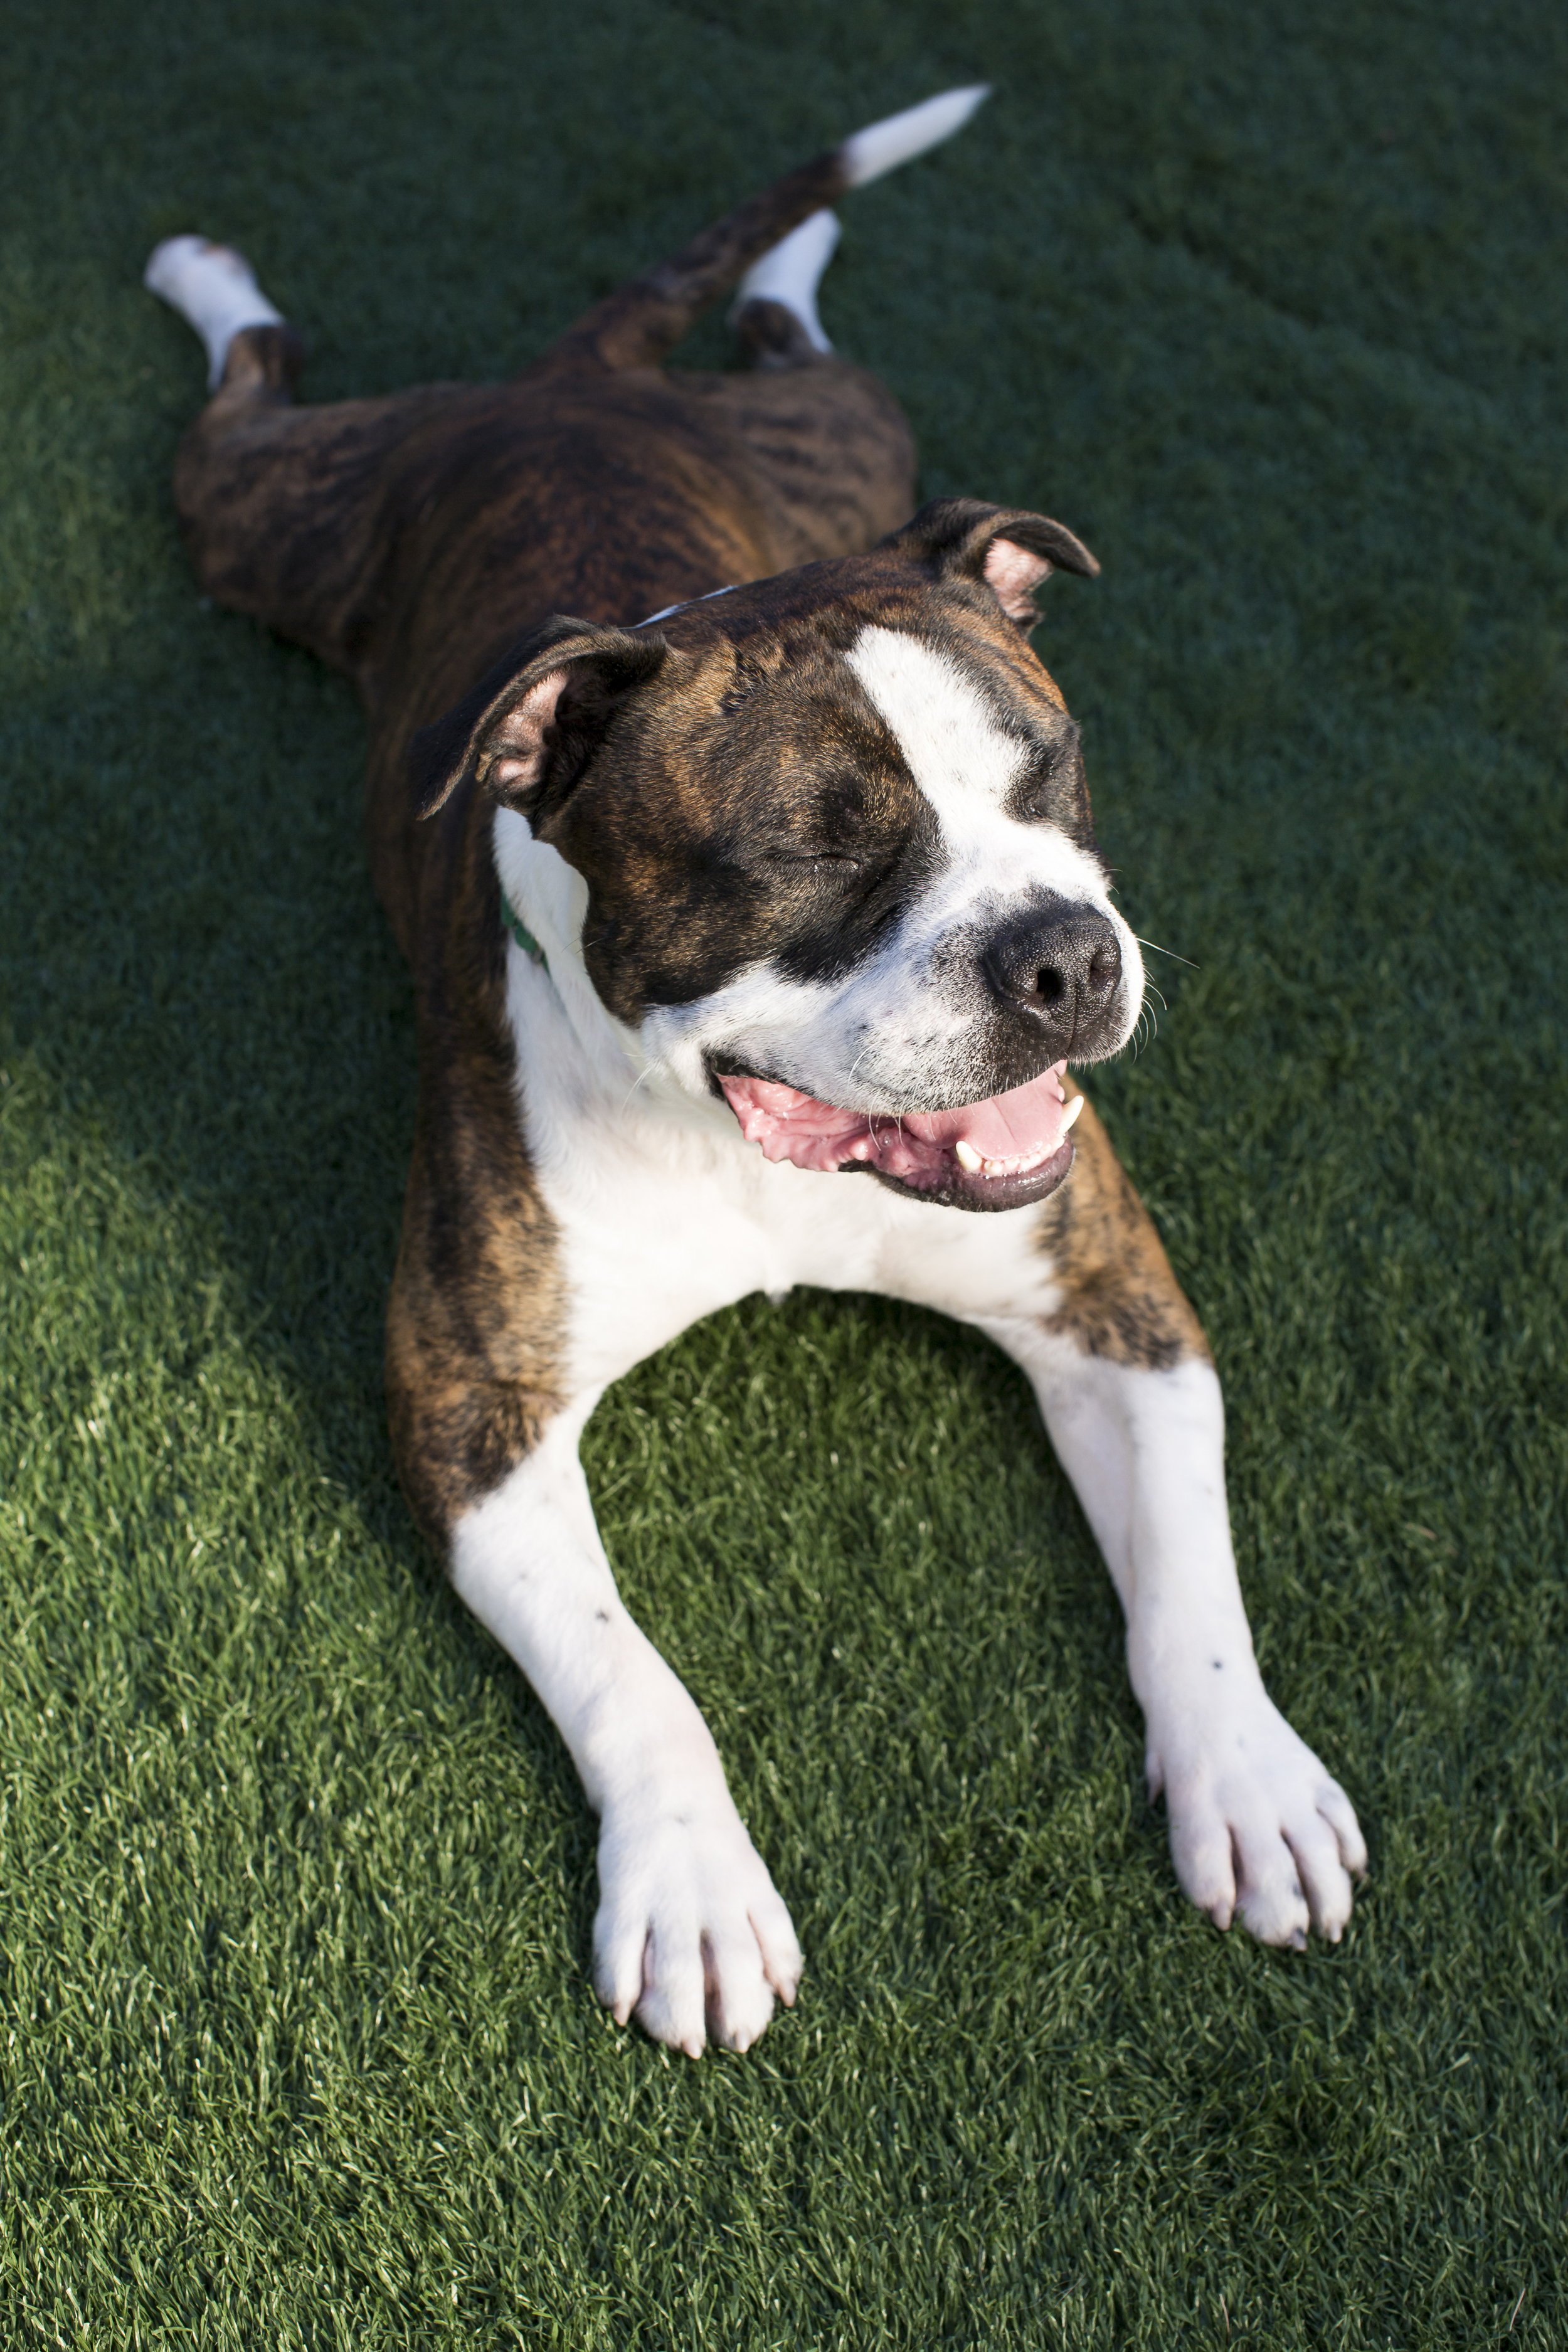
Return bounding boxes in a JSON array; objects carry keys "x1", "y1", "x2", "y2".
[{"x1": 840, "y1": 83, "x2": 992, "y2": 191}]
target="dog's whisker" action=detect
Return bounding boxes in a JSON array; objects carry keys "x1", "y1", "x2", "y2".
[
  {"x1": 618, "y1": 1062, "x2": 660, "y2": 1115},
  {"x1": 1133, "y1": 933, "x2": 1199, "y2": 970}
]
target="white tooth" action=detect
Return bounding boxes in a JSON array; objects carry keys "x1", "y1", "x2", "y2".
[
  {"x1": 955, "y1": 1139, "x2": 983, "y2": 1173},
  {"x1": 1061, "y1": 1093, "x2": 1085, "y2": 1133}
]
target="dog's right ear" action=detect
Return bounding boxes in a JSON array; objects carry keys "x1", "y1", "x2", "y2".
[{"x1": 411, "y1": 617, "x2": 670, "y2": 825}]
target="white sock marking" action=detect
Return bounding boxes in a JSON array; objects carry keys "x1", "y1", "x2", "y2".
[
  {"x1": 734, "y1": 208, "x2": 841, "y2": 353},
  {"x1": 143, "y1": 236, "x2": 285, "y2": 390}
]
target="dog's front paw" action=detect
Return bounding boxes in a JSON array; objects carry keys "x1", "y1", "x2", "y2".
[
  {"x1": 591, "y1": 1793, "x2": 803, "y2": 2057},
  {"x1": 1145, "y1": 1683, "x2": 1367, "y2": 1949}
]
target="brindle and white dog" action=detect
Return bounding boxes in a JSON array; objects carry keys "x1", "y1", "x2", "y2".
[{"x1": 146, "y1": 87, "x2": 1365, "y2": 2058}]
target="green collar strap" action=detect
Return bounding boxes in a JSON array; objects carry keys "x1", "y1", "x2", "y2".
[{"x1": 500, "y1": 891, "x2": 549, "y2": 970}]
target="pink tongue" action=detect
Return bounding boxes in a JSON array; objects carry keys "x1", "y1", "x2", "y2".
[
  {"x1": 719, "y1": 1061, "x2": 1071, "y2": 1182},
  {"x1": 895, "y1": 1069, "x2": 1069, "y2": 1160}
]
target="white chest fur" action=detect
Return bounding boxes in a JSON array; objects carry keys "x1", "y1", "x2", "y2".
[
  {"x1": 492, "y1": 812, "x2": 1066, "y2": 1398},
  {"x1": 503, "y1": 938, "x2": 1066, "y2": 1397}
]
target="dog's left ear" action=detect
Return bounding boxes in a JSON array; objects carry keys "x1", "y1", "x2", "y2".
[
  {"x1": 411, "y1": 616, "x2": 670, "y2": 824},
  {"x1": 881, "y1": 497, "x2": 1099, "y2": 627}
]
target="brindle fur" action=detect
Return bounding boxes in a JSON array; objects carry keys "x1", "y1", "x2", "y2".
[
  {"x1": 1039, "y1": 1088, "x2": 1211, "y2": 1370},
  {"x1": 164, "y1": 164, "x2": 1211, "y2": 1536}
]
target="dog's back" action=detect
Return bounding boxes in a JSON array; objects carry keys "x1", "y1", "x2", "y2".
[{"x1": 148, "y1": 93, "x2": 994, "y2": 953}]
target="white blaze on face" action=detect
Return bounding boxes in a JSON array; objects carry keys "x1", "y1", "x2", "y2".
[{"x1": 844, "y1": 625, "x2": 1117, "y2": 926}]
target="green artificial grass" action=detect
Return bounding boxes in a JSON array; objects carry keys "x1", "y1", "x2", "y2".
[{"x1": 2, "y1": 1, "x2": 1565, "y2": 2342}]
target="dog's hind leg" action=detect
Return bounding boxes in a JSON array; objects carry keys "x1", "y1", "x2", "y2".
[
  {"x1": 146, "y1": 238, "x2": 464, "y2": 682},
  {"x1": 678, "y1": 203, "x2": 919, "y2": 561},
  {"x1": 145, "y1": 236, "x2": 293, "y2": 392},
  {"x1": 532, "y1": 84, "x2": 988, "y2": 380},
  {"x1": 672, "y1": 99, "x2": 995, "y2": 560},
  {"x1": 729, "y1": 208, "x2": 843, "y2": 368}
]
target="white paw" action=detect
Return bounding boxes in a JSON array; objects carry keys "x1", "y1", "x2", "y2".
[
  {"x1": 1145, "y1": 1682, "x2": 1367, "y2": 1947},
  {"x1": 142, "y1": 236, "x2": 283, "y2": 389},
  {"x1": 592, "y1": 1793, "x2": 803, "y2": 2057}
]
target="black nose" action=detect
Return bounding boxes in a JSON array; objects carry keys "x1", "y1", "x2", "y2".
[{"x1": 981, "y1": 903, "x2": 1123, "y2": 1051}]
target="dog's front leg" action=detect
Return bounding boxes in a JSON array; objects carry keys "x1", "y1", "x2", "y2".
[
  {"x1": 448, "y1": 1402, "x2": 802, "y2": 2056},
  {"x1": 957, "y1": 1097, "x2": 1367, "y2": 1944},
  {"x1": 1024, "y1": 1342, "x2": 1367, "y2": 1946}
]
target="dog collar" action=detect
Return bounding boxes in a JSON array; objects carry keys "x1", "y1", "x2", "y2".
[{"x1": 500, "y1": 891, "x2": 549, "y2": 970}]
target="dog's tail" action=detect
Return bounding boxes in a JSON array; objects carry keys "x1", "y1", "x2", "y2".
[{"x1": 533, "y1": 85, "x2": 989, "y2": 376}]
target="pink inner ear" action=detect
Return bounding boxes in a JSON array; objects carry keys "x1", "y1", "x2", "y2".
[
  {"x1": 489, "y1": 668, "x2": 569, "y2": 793},
  {"x1": 983, "y1": 538, "x2": 1054, "y2": 622}
]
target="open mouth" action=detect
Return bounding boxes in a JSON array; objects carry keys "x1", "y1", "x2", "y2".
[{"x1": 718, "y1": 1059, "x2": 1083, "y2": 1212}]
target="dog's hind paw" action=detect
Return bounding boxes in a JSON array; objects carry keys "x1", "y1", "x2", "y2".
[
  {"x1": 592, "y1": 1794, "x2": 802, "y2": 2057},
  {"x1": 1145, "y1": 1685, "x2": 1367, "y2": 1948},
  {"x1": 142, "y1": 235, "x2": 285, "y2": 390}
]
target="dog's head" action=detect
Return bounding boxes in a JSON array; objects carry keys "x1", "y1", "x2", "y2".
[{"x1": 414, "y1": 499, "x2": 1144, "y2": 1210}]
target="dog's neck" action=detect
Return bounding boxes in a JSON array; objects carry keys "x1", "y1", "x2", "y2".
[{"x1": 490, "y1": 805, "x2": 734, "y2": 1135}]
